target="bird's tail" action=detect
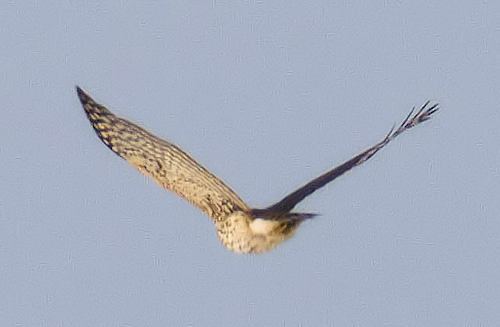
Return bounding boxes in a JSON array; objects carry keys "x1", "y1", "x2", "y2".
[{"x1": 251, "y1": 208, "x2": 319, "y2": 222}]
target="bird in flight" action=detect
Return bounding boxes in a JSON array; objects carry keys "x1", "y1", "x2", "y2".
[{"x1": 76, "y1": 86, "x2": 439, "y2": 253}]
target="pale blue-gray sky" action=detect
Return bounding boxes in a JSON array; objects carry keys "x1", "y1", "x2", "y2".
[{"x1": 1, "y1": 1, "x2": 499, "y2": 326}]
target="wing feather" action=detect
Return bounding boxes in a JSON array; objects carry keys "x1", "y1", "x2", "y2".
[
  {"x1": 266, "y1": 101, "x2": 439, "y2": 213},
  {"x1": 76, "y1": 86, "x2": 250, "y2": 222}
]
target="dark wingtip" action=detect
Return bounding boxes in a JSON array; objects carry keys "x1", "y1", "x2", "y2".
[
  {"x1": 75, "y1": 85, "x2": 83, "y2": 95},
  {"x1": 426, "y1": 102, "x2": 440, "y2": 117},
  {"x1": 75, "y1": 86, "x2": 92, "y2": 105}
]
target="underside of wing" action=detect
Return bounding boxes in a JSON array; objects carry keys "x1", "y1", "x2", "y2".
[{"x1": 76, "y1": 86, "x2": 250, "y2": 222}]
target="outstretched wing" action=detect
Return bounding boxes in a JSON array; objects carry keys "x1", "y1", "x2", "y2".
[
  {"x1": 265, "y1": 101, "x2": 439, "y2": 213},
  {"x1": 76, "y1": 86, "x2": 250, "y2": 222}
]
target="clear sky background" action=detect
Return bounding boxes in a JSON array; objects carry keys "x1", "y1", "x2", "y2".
[{"x1": 1, "y1": 1, "x2": 499, "y2": 326}]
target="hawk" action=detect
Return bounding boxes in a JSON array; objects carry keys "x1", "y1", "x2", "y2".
[{"x1": 76, "y1": 86, "x2": 438, "y2": 253}]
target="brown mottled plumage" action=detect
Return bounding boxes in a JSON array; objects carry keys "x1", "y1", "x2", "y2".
[{"x1": 76, "y1": 86, "x2": 439, "y2": 253}]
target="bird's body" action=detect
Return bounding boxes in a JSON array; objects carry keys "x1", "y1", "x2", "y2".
[
  {"x1": 76, "y1": 86, "x2": 438, "y2": 253},
  {"x1": 215, "y1": 213, "x2": 290, "y2": 253}
]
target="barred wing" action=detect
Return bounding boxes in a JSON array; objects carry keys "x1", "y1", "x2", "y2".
[
  {"x1": 266, "y1": 101, "x2": 439, "y2": 214},
  {"x1": 76, "y1": 86, "x2": 250, "y2": 222}
]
